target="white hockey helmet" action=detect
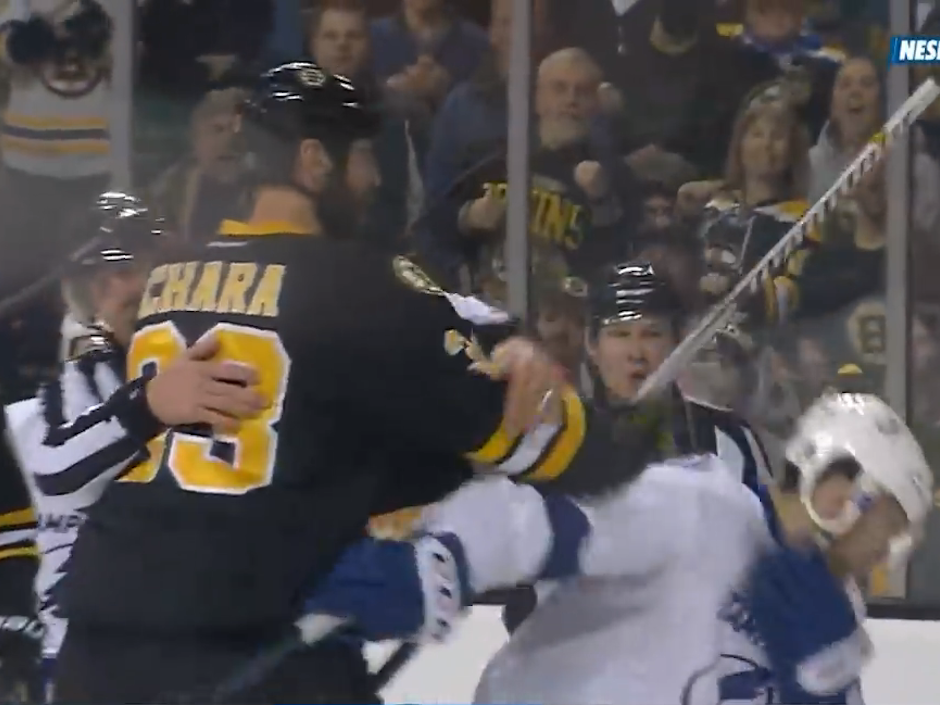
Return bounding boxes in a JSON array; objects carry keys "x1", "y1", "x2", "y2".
[{"x1": 785, "y1": 393, "x2": 934, "y2": 557}]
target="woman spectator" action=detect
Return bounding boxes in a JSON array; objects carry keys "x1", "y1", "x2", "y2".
[
  {"x1": 686, "y1": 96, "x2": 812, "y2": 306},
  {"x1": 808, "y1": 54, "x2": 882, "y2": 201}
]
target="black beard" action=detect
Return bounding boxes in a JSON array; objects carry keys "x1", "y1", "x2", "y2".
[{"x1": 317, "y1": 176, "x2": 362, "y2": 236}]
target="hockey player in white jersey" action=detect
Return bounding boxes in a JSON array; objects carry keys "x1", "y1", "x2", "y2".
[
  {"x1": 301, "y1": 390, "x2": 932, "y2": 705},
  {"x1": 720, "y1": 392, "x2": 933, "y2": 705},
  {"x1": 296, "y1": 260, "x2": 934, "y2": 705}
]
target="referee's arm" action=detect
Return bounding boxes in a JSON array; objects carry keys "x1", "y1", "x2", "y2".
[{"x1": 12, "y1": 363, "x2": 161, "y2": 499}]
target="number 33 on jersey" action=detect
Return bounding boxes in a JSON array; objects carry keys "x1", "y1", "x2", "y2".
[{"x1": 122, "y1": 257, "x2": 288, "y2": 495}]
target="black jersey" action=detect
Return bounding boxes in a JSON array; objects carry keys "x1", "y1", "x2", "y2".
[
  {"x1": 0, "y1": 408, "x2": 38, "y2": 617},
  {"x1": 62, "y1": 220, "x2": 621, "y2": 634}
]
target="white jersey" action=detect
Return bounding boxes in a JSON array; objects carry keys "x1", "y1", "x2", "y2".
[
  {"x1": 5, "y1": 337, "x2": 135, "y2": 658},
  {"x1": 423, "y1": 455, "x2": 771, "y2": 705}
]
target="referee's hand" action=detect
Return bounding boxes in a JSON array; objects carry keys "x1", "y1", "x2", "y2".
[{"x1": 146, "y1": 334, "x2": 265, "y2": 433}]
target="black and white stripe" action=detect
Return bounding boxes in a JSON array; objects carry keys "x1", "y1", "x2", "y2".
[{"x1": 8, "y1": 342, "x2": 141, "y2": 500}]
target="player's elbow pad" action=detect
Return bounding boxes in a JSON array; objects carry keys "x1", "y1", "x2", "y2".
[{"x1": 422, "y1": 478, "x2": 591, "y2": 594}]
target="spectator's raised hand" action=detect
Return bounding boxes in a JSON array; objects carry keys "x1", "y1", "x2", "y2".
[
  {"x1": 574, "y1": 160, "x2": 609, "y2": 201},
  {"x1": 463, "y1": 191, "x2": 506, "y2": 232},
  {"x1": 406, "y1": 54, "x2": 451, "y2": 100}
]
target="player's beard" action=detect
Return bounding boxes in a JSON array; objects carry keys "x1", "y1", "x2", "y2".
[{"x1": 317, "y1": 176, "x2": 364, "y2": 237}]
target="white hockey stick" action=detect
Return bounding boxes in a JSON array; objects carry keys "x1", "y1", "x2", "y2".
[{"x1": 636, "y1": 78, "x2": 940, "y2": 402}]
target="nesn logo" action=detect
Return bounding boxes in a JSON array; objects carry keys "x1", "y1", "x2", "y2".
[{"x1": 889, "y1": 36, "x2": 940, "y2": 63}]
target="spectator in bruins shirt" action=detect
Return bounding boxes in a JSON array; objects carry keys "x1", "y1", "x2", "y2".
[
  {"x1": 765, "y1": 160, "x2": 886, "y2": 386},
  {"x1": 682, "y1": 97, "x2": 812, "y2": 308},
  {"x1": 455, "y1": 48, "x2": 635, "y2": 282}
]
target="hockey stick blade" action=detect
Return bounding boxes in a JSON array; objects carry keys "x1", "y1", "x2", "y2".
[{"x1": 635, "y1": 78, "x2": 940, "y2": 402}]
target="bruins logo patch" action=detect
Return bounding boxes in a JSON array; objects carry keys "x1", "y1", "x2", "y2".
[{"x1": 392, "y1": 256, "x2": 444, "y2": 295}]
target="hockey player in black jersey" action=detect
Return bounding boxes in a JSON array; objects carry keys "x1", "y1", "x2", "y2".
[{"x1": 53, "y1": 62, "x2": 631, "y2": 704}]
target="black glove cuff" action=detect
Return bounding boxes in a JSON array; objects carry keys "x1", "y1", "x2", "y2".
[{"x1": 113, "y1": 374, "x2": 164, "y2": 444}]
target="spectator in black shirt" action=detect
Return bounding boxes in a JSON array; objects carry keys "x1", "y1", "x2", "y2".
[{"x1": 449, "y1": 48, "x2": 637, "y2": 282}]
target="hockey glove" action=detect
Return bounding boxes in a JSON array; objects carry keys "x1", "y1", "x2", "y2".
[
  {"x1": 303, "y1": 533, "x2": 471, "y2": 643},
  {"x1": 746, "y1": 543, "x2": 870, "y2": 704},
  {"x1": 0, "y1": 615, "x2": 43, "y2": 703},
  {"x1": 5, "y1": 16, "x2": 57, "y2": 66}
]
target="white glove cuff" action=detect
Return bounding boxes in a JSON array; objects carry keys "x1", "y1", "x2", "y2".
[{"x1": 413, "y1": 535, "x2": 464, "y2": 643}]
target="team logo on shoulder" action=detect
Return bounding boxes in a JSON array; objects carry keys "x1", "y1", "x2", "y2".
[{"x1": 393, "y1": 256, "x2": 444, "y2": 296}]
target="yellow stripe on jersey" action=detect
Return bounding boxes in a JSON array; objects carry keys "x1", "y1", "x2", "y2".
[
  {"x1": 0, "y1": 545, "x2": 38, "y2": 561},
  {"x1": 4, "y1": 112, "x2": 108, "y2": 130},
  {"x1": 0, "y1": 508, "x2": 35, "y2": 528},
  {"x1": 466, "y1": 421, "x2": 515, "y2": 465},
  {"x1": 467, "y1": 388, "x2": 587, "y2": 483},
  {"x1": 867, "y1": 562, "x2": 888, "y2": 596},
  {"x1": 218, "y1": 219, "x2": 315, "y2": 237},
  {"x1": 754, "y1": 199, "x2": 808, "y2": 222},
  {"x1": 716, "y1": 23, "x2": 743, "y2": 38},
  {"x1": 0, "y1": 135, "x2": 108, "y2": 156},
  {"x1": 523, "y1": 389, "x2": 587, "y2": 482}
]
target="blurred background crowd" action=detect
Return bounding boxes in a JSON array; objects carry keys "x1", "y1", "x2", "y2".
[{"x1": 0, "y1": 0, "x2": 939, "y2": 614}]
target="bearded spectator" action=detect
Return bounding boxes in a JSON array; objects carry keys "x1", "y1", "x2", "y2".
[{"x1": 424, "y1": 48, "x2": 634, "y2": 281}]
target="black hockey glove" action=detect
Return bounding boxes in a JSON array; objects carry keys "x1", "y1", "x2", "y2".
[
  {"x1": 61, "y1": 0, "x2": 112, "y2": 61},
  {"x1": 0, "y1": 615, "x2": 43, "y2": 704},
  {"x1": 5, "y1": 16, "x2": 57, "y2": 66}
]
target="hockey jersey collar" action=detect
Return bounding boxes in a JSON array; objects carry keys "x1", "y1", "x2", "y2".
[{"x1": 218, "y1": 220, "x2": 316, "y2": 237}]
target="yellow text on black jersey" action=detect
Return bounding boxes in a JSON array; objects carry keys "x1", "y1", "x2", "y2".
[{"x1": 138, "y1": 261, "x2": 286, "y2": 319}]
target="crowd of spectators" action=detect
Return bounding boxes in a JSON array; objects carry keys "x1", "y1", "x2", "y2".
[{"x1": 2, "y1": 0, "x2": 940, "y2": 598}]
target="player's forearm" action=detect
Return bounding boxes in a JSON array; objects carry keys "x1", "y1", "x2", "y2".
[
  {"x1": 422, "y1": 478, "x2": 591, "y2": 594},
  {"x1": 21, "y1": 376, "x2": 162, "y2": 497}
]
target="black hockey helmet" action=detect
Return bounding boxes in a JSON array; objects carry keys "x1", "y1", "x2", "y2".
[
  {"x1": 240, "y1": 61, "x2": 381, "y2": 179},
  {"x1": 70, "y1": 191, "x2": 163, "y2": 271},
  {"x1": 587, "y1": 261, "x2": 686, "y2": 335}
]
